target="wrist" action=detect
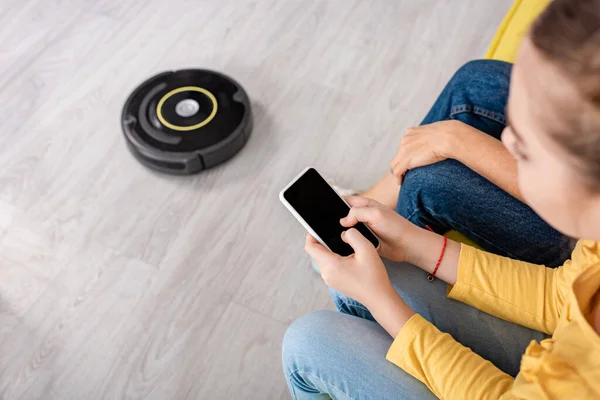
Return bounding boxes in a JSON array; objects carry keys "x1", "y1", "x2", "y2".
[
  {"x1": 405, "y1": 229, "x2": 461, "y2": 285},
  {"x1": 368, "y1": 288, "x2": 416, "y2": 338},
  {"x1": 441, "y1": 121, "x2": 472, "y2": 161},
  {"x1": 403, "y1": 226, "x2": 433, "y2": 266}
]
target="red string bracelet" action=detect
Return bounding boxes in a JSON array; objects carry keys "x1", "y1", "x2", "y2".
[{"x1": 425, "y1": 225, "x2": 447, "y2": 282}]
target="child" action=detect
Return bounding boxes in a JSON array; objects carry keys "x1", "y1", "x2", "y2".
[{"x1": 283, "y1": 1, "x2": 600, "y2": 398}]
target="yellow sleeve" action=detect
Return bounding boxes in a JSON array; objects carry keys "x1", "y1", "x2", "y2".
[
  {"x1": 447, "y1": 244, "x2": 581, "y2": 334},
  {"x1": 387, "y1": 314, "x2": 519, "y2": 400},
  {"x1": 385, "y1": 241, "x2": 593, "y2": 400}
]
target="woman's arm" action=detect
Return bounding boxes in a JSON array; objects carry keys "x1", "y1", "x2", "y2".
[
  {"x1": 390, "y1": 121, "x2": 522, "y2": 201},
  {"x1": 450, "y1": 123, "x2": 522, "y2": 201}
]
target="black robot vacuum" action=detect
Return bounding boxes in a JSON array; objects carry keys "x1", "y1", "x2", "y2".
[{"x1": 121, "y1": 69, "x2": 252, "y2": 175}]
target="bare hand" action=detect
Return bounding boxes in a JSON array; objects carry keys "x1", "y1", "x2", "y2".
[
  {"x1": 390, "y1": 120, "x2": 467, "y2": 183},
  {"x1": 304, "y1": 229, "x2": 395, "y2": 310},
  {"x1": 340, "y1": 196, "x2": 418, "y2": 263},
  {"x1": 304, "y1": 227, "x2": 416, "y2": 337}
]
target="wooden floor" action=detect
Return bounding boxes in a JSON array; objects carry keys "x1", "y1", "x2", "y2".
[{"x1": 0, "y1": 1, "x2": 510, "y2": 399}]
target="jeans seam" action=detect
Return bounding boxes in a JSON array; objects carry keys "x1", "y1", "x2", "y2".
[
  {"x1": 474, "y1": 106, "x2": 506, "y2": 125},
  {"x1": 287, "y1": 368, "x2": 353, "y2": 400},
  {"x1": 450, "y1": 104, "x2": 506, "y2": 125},
  {"x1": 407, "y1": 205, "x2": 520, "y2": 260}
]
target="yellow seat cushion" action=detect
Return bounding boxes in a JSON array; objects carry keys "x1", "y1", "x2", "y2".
[{"x1": 485, "y1": 0, "x2": 551, "y2": 63}]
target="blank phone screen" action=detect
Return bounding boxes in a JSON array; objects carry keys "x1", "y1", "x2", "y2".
[{"x1": 284, "y1": 168, "x2": 379, "y2": 256}]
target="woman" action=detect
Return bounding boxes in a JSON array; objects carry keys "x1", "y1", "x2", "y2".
[{"x1": 282, "y1": 0, "x2": 600, "y2": 399}]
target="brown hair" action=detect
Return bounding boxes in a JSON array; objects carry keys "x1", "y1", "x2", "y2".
[{"x1": 531, "y1": 0, "x2": 600, "y2": 181}]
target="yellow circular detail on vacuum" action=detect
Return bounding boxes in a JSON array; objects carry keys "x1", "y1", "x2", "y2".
[{"x1": 156, "y1": 86, "x2": 218, "y2": 131}]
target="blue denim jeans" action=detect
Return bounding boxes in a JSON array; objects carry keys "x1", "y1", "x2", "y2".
[
  {"x1": 396, "y1": 61, "x2": 571, "y2": 268},
  {"x1": 282, "y1": 60, "x2": 572, "y2": 399}
]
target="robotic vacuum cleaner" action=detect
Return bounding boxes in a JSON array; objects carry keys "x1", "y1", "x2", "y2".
[{"x1": 121, "y1": 69, "x2": 252, "y2": 175}]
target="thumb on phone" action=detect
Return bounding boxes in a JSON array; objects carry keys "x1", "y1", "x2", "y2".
[{"x1": 341, "y1": 228, "x2": 375, "y2": 257}]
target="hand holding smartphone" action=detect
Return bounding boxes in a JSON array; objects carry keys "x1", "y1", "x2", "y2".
[{"x1": 279, "y1": 167, "x2": 380, "y2": 256}]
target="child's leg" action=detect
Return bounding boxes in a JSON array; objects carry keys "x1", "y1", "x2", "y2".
[
  {"x1": 282, "y1": 310, "x2": 437, "y2": 400},
  {"x1": 364, "y1": 59, "x2": 512, "y2": 209},
  {"x1": 283, "y1": 260, "x2": 543, "y2": 399},
  {"x1": 368, "y1": 60, "x2": 571, "y2": 267},
  {"x1": 362, "y1": 172, "x2": 400, "y2": 209}
]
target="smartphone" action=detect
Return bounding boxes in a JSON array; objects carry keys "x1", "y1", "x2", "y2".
[{"x1": 279, "y1": 167, "x2": 380, "y2": 256}]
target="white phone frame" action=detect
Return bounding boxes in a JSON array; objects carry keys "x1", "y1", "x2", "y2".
[{"x1": 279, "y1": 166, "x2": 380, "y2": 252}]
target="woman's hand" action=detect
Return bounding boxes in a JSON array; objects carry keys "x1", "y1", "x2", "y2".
[
  {"x1": 390, "y1": 120, "x2": 522, "y2": 200},
  {"x1": 390, "y1": 120, "x2": 470, "y2": 183},
  {"x1": 340, "y1": 196, "x2": 419, "y2": 263},
  {"x1": 304, "y1": 230, "x2": 415, "y2": 337}
]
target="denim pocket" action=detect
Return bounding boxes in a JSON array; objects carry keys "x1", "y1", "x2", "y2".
[{"x1": 450, "y1": 104, "x2": 507, "y2": 126}]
